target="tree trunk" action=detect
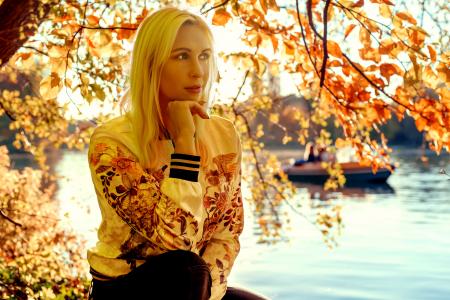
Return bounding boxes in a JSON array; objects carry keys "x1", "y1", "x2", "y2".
[{"x1": 0, "y1": 0, "x2": 52, "y2": 68}]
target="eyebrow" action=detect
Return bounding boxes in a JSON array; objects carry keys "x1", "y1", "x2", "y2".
[{"x1": 171, "y1": 47, "x2": 212, "y2": 53}]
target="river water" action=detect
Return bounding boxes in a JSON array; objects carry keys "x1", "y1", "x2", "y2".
[{"x1": 11, "y1": 147, "x2": 450, "y2": 299}]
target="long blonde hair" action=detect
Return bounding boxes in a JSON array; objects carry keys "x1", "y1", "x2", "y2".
[{"x1": 122, "y1": 7, "x2": 217, "y2": 170}]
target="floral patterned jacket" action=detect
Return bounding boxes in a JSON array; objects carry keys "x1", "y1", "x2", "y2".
[{"x1": 87, "y1": 114, "x2": 243, "y2": 300}]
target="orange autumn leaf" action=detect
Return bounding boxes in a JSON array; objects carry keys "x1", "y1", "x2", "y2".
[
  {"x1": 86, "y1": 15, "x2": 99, "y2": 26},
  {"x1": 327, "y1": 40, "x2": 342, "y2": 58},
  {"x1": 351, "y1": 0, "x2": 364, "y2": 8},
  {"x1": 395, "y1": 11, "x2": 417, "y2": 25},
  {"x1": 328, "y1": 60, "x2": 342, "y2": 67},
  {"x1": 408, "y1": 27, "x2": 427, "y2": 48},
  {"x1": 436, "y1": 62, "x2": 450, "y2": 82},
  {"x1": 114, "y1": 23, "x2": 137, "y2": 40},
  {"x1": 50, "y1": 72, "x2": 60, "y2": 88},
  {"x1": 86, "y1": 37, "x2": 96, "y2": 48},
  {"x1": 268, "y1": 0, "x2": 280, "y2": 11},
  {"x1": 344, "y1": 24, "x2": 356, "y2": 39},
  {"x1": 380, "y1": 63, "x2": 402, "y2": 83},
  {"x1": 270, "y1": 35, "x2": 278, "y2": 52},
  {"x1": 379, "y1": 38, "x2": 396, "y2": 55},
  {"x1": 379, "y1": 0, "x2": 394, "y2": 5},
  {"x1": 259, "y1": 0, "x2": 268, "y2": 14},
  {"x1": 212, "y1": 8, "x2": 232, "y2": 26},
  {"x1": 18, "y1": 52, "x2": 32, "y2": 61},
  {"x1": 427, "y1": 45, "x2": 436, "y2": 62},
  {"x1": 414, "y1": 98, "x2": 433, "y2": 111},
  {"x1": 415, "y1": 117, "x2": 427, "y2": 132},
  {"x1": 359, "y1": 47, "x2": 380, "y2": 63}
]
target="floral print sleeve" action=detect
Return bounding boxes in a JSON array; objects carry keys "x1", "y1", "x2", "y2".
[
  {"x1": 200, "y1": 140, "x2": 244, "y2": 300},
  {"x1": 88, "y1": 136, "x2": 203, "y2": 251}
]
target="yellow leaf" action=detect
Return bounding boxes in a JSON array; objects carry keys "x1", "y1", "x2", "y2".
[
  {"x1": 40, "y1": 76, "x2": 60, "y2": 99},
  {"x1": 335, "y1": 138, "x2": 348, "y2": 148},
  {"x1": 48, "y1": 46, "x2": 66, "y2": 58},
  {"x1": 269, "y1": 113, "x2": 279, "y2": 123},
  {"x1": 92, "y1": 84, "x2": 106, "y2": 101},
  {"x1": 282, "y1": 135, "x2": 292, "y2": 144},
  {"x1": 359, "y1": 27, "x2": 371, "y2": 47},
  {"x1": 378, "y1": 3, "x2": 392, "y2": 18}
]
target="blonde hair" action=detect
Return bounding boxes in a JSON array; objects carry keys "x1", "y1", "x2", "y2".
[{"x1": 121, "y1": 7, "x2": 217, "y2": 170}]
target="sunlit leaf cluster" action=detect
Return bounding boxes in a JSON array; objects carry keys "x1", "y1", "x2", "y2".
[{"x1": 0, "y1": 146, "x2": 90, "y2": 298}]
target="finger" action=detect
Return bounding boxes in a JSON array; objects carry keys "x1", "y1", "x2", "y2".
[{"x1": 190, "y1": 103, "x2": 209, "y2": 119}]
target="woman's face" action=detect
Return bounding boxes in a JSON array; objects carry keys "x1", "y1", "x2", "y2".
[{"x1": 159, "y1": 24, "x2": 211, "y2": 108}]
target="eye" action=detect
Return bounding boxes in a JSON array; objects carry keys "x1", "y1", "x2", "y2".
[
  {"x1": 199, "y1": 52, "x2": 210, "y2": 60},
  {"x1": 175, "y1": 53, "x2": 189, "y2": 60}
]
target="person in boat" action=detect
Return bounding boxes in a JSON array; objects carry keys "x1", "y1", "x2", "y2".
[
  {"x1": 294, "y1": 142, "x2": 319, "y2": 166},
  {"x1": 304, "y1": 142, "x2": 319, "y2": 163},
  {"x1": 87, "y1": 7, "x2": 268, "y2": 300},
  {"x1": 316, "y1": 145, "x2": 335, "y2": 163}
]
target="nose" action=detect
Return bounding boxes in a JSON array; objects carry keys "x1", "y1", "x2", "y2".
[{"x1": 189, "y1": 58, "x2": 204, "y2": 78}]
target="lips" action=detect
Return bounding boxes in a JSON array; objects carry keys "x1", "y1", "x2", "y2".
[{"x1": 185, "y1": 85, "x2": 202, "y2": 94}]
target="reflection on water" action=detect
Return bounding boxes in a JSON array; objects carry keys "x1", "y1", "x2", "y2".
[
  {"x1": 297, "y1": 182, "x2": 395, "y2": 200},
  {"x1": 9, "y1": 147, "x2": 450, "y2": 300}
]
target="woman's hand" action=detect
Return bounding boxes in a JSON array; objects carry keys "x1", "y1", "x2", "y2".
[{"x1": 165, "y1": 100, "x2": 209, "y2": 155}]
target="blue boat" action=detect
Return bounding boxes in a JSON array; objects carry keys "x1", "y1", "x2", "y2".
[{"x1": 282, "y1": 161, "x2": 394, "y2": 184}]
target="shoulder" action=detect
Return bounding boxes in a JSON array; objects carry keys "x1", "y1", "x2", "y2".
[
  {"x1": 91, "y1": 115, "x2": 131, "y2": 138},
  {"x1": 89, "y1": 114, "x2": 136, "y2": 155},
  {"x1": 90, "y1": 115, "x2": 132, "y2": 142},
  {"x1": 206, "y1": 115, "x2": 241, "y2": 155},
  {"x1": 209, "y1": 115, "x2": 239, "y2": 139}
]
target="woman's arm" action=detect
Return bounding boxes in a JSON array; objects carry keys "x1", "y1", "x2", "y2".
[
  {"x1": 88, "y1": 135, "x2": 204, "y2": 251},
  {"x1": 200, "y1": 133, "x2": 244, "y2": 300}
]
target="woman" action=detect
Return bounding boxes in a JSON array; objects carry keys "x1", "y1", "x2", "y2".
[{"x1": 87, "y1": 7, "x2": 268, "y2": 300}]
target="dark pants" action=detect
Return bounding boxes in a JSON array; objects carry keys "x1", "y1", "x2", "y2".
[{"x1": 89, "y1": 250, "x2": 268, "y2": 300}]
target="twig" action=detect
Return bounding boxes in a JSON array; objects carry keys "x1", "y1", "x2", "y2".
[
  {"x1": 21, "y1": 45, "x2": 49, "y2": 56},
  {"x1": 306, "y1": 0, "x2": 323, "y2": 39},
  {"x1": 0, "y1": 209, "x2": 22, "y2": 227},
  {"x1": 200, "y1": 0, "x2": 230, "y2": 15}
]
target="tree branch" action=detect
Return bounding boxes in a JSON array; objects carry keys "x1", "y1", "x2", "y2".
[
  {"x1": 319, "y1": 0, "x2": 331, "y2": 88},
  {"x1": 0, "y1": 0, "x2": 54, "y2": 68}
]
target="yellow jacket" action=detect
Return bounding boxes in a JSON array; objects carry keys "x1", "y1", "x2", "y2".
[{"x1": 87, "y1": 114, "x2": 243, "y2": 300}]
